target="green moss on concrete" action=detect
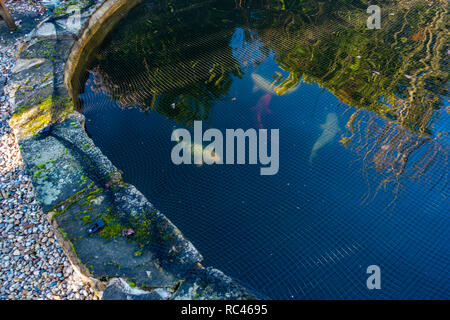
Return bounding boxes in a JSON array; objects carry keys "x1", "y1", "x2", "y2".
[
  {"x1": 104, "y1": 261, "x2": 121, "y2": 270},
  {"x1": 100, "y1": 224, "x2": 123, "y2": 241},
  {"x1": 10, "y1": 96, "x2": 74, "y2": 139},
  {"x1": 59, "y1": 227, "x2": 78, "y2": 258},
  {"x1": 129, "y1": 209, "x2": 157, "y2": 249},
  {"x1": 81, "y1": 215, "x2": 92, "y2": 225},
  {"x1": 52, "y1": 186, "x2": 97, "y2": 219}
]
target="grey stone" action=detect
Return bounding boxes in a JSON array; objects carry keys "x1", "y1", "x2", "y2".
[
  {"x1": 11, "y1": 58, "x2": 47, "y2": 75},
  {"x1": 102, "y1": 278, "x2": 169, "y2": 300},
  {"x1": 53, "y1": 180, "x2": 202, "y2": 289},
  {"x1": 18, "y1": 38, "x2": 74, "y2": 61},
  {"x1": 0, "y1": 76, "x2": 6, "y2": 92},
  {"x1": 112, "y1": 184, "x2": 203, "y2": 275},
  {"x1": 172, "y1": 267, "x2": 257, "y2": 300},
  {"x1": 19, "y1": 112, "x2": 118, "y2": 211},
  {"x1": 29, "y1": 17, "x2": 83, "y2": 41}
]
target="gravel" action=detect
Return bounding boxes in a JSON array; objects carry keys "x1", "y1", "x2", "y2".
[
  {"x1": 0, "y1": 1, "x2": 97, "y2": 300},
  {"x1": 4, "y1": 0, "x2": 46, "y2": 15}
]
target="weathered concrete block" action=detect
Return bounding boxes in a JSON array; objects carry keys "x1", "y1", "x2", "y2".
[
  {"x1": 52, "y1": 180, "x2": 203, "y2": 290},
  {"x1": 18, "y1": 38, "x2": 75, "y2": 61},
  {"x1": 54, "y1": 188, "x2": 181, "y2": 289},
  {"x1": 102, "y1": 278, "x2": 170, "y2": 300},
  {"x1": 8, "y1": 57, "x2": 71, "y2": 140},
  {"x1": 28, "y1": 18, "x2": 81, "y2": 41},
  {"x1": 18, "y1": 112, "x2": 117, "y2": 211},
  {"x1": 112, "y1": 184, "x2": 203, "y2": 275},
  {"x1": 172, "y1": 267, "x2": 257, "y2": 300}
]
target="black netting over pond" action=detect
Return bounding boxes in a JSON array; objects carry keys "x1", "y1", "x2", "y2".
[{"x1": 78, "y1": 0, "x2": 449, "y2": 299}]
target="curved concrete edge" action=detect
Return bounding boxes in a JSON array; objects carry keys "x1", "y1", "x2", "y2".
[
  {"x1": 8, "y1": 0, "x2": 258, "y2": 300},
  {"x1": 64, "y1": 0, "x2": 144, "y2": 107}
]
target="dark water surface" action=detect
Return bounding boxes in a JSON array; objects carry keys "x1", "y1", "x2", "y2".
[{"x1": 79, "y1": 0, "x2": 449, "y2": 299}]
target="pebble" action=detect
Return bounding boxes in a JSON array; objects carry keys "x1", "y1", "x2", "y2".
[{"x1": 0, "y1": 1, "x2": 97, "y2": 300}]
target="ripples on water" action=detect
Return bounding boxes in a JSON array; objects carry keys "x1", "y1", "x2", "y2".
[{"x1": 78, "y1": 0, "x2": 449, "y2": 299}]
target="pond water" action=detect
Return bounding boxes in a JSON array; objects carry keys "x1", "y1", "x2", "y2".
[{"x1": 79, "y1": 0, "x2": 449, "y2": 299}]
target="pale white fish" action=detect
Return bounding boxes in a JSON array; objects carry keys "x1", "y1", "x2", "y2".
[
  {"x1": 251, "y1": 73, "x2": 300, "y2": 95},
  {"x1": 309, "y1": 113, "x2": 340, "y2": 164},
  {"x1": 179, "y1": 141, "x2": 221, "y2": 165}
]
